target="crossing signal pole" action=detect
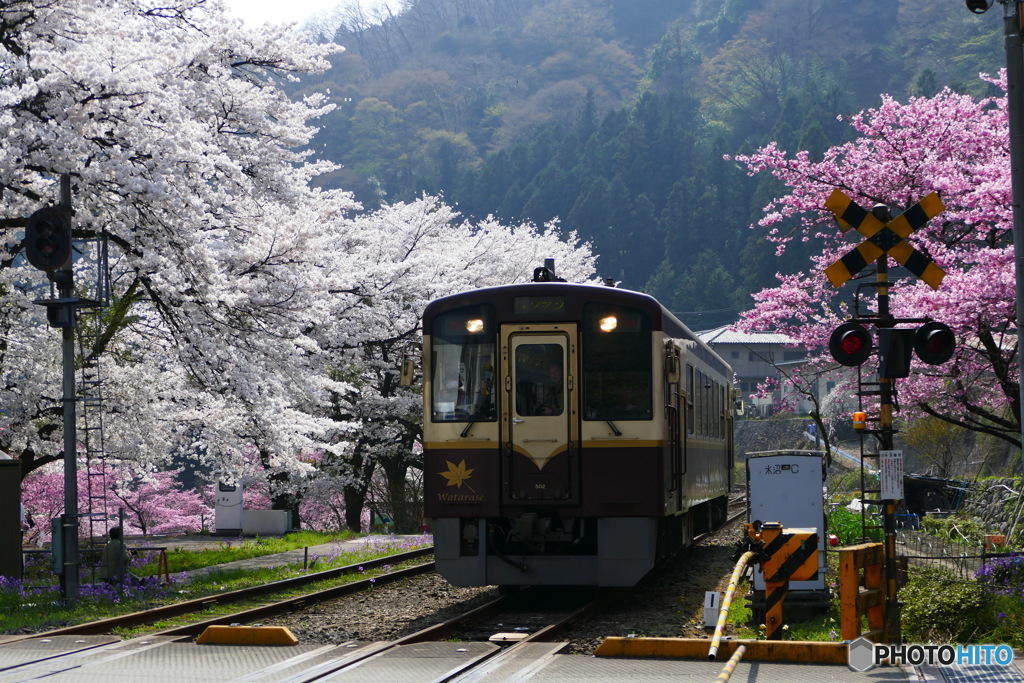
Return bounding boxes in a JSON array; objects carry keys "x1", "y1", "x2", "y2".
[
  {"x1": 873, "y1": 203, "x2": 900, "y2": 646},
  {"x1": 825, "y1": 194, "x2": 957, "y2": 644}
]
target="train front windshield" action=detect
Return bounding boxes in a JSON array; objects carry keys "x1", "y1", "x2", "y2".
[
  {"x1": 430, "y1": 305, "x2": 497, "y2": 422},
  {"x1": 582, "y1": 303, "x2": 652, "y2": 420}
]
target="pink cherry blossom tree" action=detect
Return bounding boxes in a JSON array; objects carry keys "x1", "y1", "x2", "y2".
[
  {"x1": 107, "y1": 469, "x2": 211, "y2": 535},
  {"x1": 729, "y1": 73, "x2": 1019, "y2": 448},
  {"x1": 22, "y1": 462, "x2": 213, "y2": 540}
]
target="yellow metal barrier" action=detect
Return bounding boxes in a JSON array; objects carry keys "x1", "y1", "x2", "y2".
[
  {"x1": 759, "y1": 523, "x2": 818, "y2": 640},
  {"x1": 595, "y1": 637, "x2": 849, "y2": 663},
  {"x1": 839, "y1": 542, "x2": 885, "y2": 642}
]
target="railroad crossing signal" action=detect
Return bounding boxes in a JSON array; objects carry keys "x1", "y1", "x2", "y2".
[
  {"x1": 828, "y1": 322, "x2": 872, "y2": 367},
  {"x1": 828, "y1": 320, "x2": 956, "y2": 376},
  {"x1": 824, "y1": 189, "x2": 946, "y2": 289},
  {"x1": 914, "y1": 321, "x2": 956, "y2": 365}
]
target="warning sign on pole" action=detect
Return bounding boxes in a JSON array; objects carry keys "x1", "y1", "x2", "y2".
[{"x1": 879, "y1": 450, "x2": 904, "y2": 500}]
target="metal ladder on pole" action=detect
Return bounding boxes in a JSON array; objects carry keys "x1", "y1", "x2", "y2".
[
  {"x1": 856, "y1": 370, "x2": 885, "y2": 542},
  {"x1": 79, "y1": 308, "x2": 110, "y2": 546},
  {"x1": 76, "y1": 235, "x2": 112, "y2": 569}
]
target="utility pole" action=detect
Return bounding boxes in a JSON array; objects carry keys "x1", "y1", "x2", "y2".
[
  {"x1": 973, "y1": 0, "x2": 1024, "y2": 461},
  {"x1": 1002, "y1": 1, "x2": 1024, "y2": 462}
]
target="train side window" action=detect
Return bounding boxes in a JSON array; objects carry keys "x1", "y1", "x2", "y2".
[
  {"x1": 712, "y1": 380, "x2": 718, "y2": 437},
  {"x1": 703, "y1": 373, "x2": 711, "y2": 437},
  {"x1": 430, "y1": 306, "x2": 497, "y2": 423},
  {"x1": 714, "y1": 381, "x2": 721, "y2": 438},
  {"x1": 581, "y1": 303, "x2": 652, "y2": 420},
  {"x1": 700, "y1": 371, "x2": 707, "y2": 436},
  {"x1": 719, "y1": 384, "x2": 726, "y2": 439},
  {"x1": 685, "y1": 364, "x2": 694, "y2": 435}
]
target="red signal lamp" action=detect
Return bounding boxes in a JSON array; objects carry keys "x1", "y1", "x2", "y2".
[
  {"x1": 914, "y1": 322, "x2": 956, "y2": 365},
  {"x1": 828, "y1": 322, "x2": 872, "y2": 367}
]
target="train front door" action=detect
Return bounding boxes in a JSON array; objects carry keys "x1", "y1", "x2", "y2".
[{"x1": 502, "y1": 326, "x2": 579, "y2": 502}]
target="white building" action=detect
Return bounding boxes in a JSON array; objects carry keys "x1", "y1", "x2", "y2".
[{"x1": 698, "y1": 325, "x2": 819, "y2": 416}]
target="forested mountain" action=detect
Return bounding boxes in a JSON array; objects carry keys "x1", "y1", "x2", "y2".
[{"x1": 298, "y1": 0, "x2": 1002, "y2": 327}]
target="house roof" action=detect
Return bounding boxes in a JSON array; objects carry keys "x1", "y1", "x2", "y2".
[{"x1": 697, "y1": 324, "x2": 798, "y2": 346}]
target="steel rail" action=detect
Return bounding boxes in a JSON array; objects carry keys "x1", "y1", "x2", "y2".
[{"x1": 280, "y1": 587, "x2": 617, "y2": 681}]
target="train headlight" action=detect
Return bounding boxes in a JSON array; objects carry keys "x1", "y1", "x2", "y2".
[
  {"x1": 598, "y1": 315, "x2": 618, "y2": 332},
  {"x1": 465, "y1": 318, "x2": 484, "y2": 333}
]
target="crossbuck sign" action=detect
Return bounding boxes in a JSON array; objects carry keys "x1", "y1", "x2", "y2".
[{"x1": 824, "y1": 189, "x2": 946, "y2": 289}]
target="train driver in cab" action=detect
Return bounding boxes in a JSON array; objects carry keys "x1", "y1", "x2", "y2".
[{"x1": 535, "y1": 359, "x2": 564, "y2": 416}]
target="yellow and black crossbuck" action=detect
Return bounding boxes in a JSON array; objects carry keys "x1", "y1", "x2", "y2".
[{"x1": 824, "y1": 189, "x2": 945, "y2": 290}]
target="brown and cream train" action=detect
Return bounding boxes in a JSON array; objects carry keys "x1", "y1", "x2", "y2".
[{"x1": 422, "y1": 269, "x2": 736, "y2": 587}]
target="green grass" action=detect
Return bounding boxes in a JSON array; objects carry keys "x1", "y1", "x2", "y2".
[
  {"x1": 1, "y1": 533, "x2": 431, "y2": 634},
  {"x1": 725, "y1": 583, "x2": 842, "y2": 642},
  {"x1": 722, "y1": 546, "x2": 1016, "y2": 646},
  {"x1": 135, "y1": 530, "x2": 361, "y2": 575}
]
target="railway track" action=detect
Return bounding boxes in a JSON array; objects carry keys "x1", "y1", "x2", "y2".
[
  {"x1": 309, "y1": 508, "x2": 752, "y2": 680},
  {"x1": 5, "y1": 493, "x2": 749, "y2": 654},
  {"x1": 262, "y1": 585, "x2": 619, "y2": 681}
]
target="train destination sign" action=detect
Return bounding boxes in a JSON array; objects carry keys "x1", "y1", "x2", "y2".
[{"x1": 824, "y1": 189, "x2": 946, "y2": 289}]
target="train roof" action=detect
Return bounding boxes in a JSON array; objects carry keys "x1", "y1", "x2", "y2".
[{"x1": 423, "y1": 281, "x2": 732, "y2": 378}]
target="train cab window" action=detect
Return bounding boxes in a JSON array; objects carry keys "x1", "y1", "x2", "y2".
[
  {"x1": 581, "y1": 303, "x2": 652, "y2": 420},
  {"x1": 430, "y1": 305, "x2": 497, "y2": 422}
]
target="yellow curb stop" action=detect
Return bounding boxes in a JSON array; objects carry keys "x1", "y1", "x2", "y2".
[{"x1": 196, "y1": 625, "x2": 299, "y2": 646}]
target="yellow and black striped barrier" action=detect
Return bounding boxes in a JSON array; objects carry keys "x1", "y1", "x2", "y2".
[{"x1": 758, "y1": 522, "x2": 819, "y2": 640}]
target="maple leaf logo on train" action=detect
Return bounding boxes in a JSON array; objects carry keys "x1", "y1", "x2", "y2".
[{"x1": 440, "y1": 460, "x2": 476, "y2": 492}]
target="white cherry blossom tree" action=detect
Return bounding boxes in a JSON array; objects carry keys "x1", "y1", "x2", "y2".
[
  {"x1": 3, "y1": 0, "x2": 597, "y2": 532},
  {"x1": 2, "y1": 0, "x2": 355, "y2": 482}
]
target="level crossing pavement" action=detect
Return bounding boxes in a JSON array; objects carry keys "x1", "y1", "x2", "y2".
[{"x1": 13, "y1": 533, "x2": 1024, "y2": 681}]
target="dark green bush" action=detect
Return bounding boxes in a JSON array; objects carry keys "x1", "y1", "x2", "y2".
[{"x1": 901, "y1": 567, "x2": 996, "y2": 643}]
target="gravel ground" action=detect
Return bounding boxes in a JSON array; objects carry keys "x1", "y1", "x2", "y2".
[{"x1": 270, "y1": 521, "x2": 746, "y2": 654}]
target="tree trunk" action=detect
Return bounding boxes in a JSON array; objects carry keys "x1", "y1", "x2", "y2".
[
  {"x1": 343, "y1": 485, "x2": 365, "y2": 532},
  {"x1": 263, "y1": 449, "x2": 301, "y2": 531},
  {"x1": 381, "y1": 458, "x2": 409, "y2": 532}
]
